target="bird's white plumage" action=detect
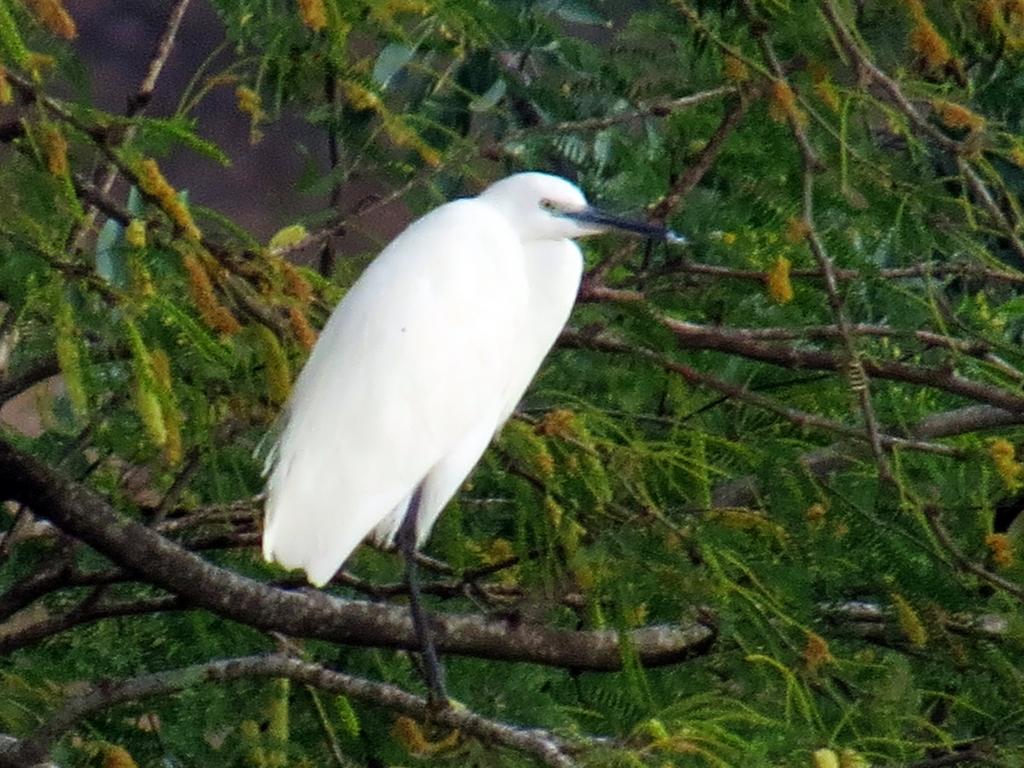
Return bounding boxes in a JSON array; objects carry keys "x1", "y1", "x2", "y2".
[{"x1": 263, "y1": 173, "x2": 592, "y2": 586}]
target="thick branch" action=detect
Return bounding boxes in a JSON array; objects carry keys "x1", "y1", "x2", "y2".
[
  {"x1": 822, "y1": 600, "x2": 1009, "y2": 642},
  {"x1": 0, "y1": 438, "x2": 714, "y2": 670},
  {"x1": 563, "y1": 318, "x2": 1024, "y2": 414},
  {"x1": 0, "y1": 594, "x2": 185, "y2": 654},
  {"x1": 656, "y1": 318, "x2": 1024, "y2": 413},
  {"x1": 0, "y1": 654, "x2": 585, "y2": 768}
]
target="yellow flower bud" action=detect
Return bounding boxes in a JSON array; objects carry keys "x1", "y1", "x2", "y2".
[{"x1": 767, "y1": 256, "x2": 794, "y2": 304}]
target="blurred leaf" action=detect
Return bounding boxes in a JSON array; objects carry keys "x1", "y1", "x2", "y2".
[
  {"x1": 373, "y1": 43, "x2": 415, "y2": 88},
  {"x1": 468, "y1": 78, "x2": 506, "y2": 112}
]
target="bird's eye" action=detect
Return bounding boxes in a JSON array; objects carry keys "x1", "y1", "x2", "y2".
[{"x1": 539, "y1": 199, "x2": 557, "y2": 212}]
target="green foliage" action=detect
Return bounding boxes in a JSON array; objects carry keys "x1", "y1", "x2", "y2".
[{"x1": 6, "y1": 0, "x2": 1024, "y2": 766}]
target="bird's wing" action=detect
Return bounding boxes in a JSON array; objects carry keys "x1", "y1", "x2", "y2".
[{"x1": 263, "y1": 199, "x2": 528, "y2": 585}]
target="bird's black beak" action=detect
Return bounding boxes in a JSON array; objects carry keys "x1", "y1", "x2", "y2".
[{"x1": 565, "y1": 205, "x2": 687, "y2": 244}]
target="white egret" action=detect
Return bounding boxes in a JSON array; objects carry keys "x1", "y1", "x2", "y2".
[{"x1": 262, "y1": 172, "x2": 680, "y2": 702}]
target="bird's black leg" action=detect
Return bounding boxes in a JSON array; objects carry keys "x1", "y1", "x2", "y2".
[{"x1": 397, "y1": 483, "x2": 448, "y2": 708}]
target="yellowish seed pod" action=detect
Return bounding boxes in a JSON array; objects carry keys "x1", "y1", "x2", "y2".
[
  {"x1": 839, "y1": 749, "x2": 869, "y2": 768},
  {"x1": 977, "y1": 0, "x2": 999, "y2": 30},
  {"x1": 42, "y1": 124, "x2": 68, "y2": 177},
  {"x1": 906, "y1": 0, "x2": 952, "y2": 71},
  {"x1": 27, "y1": 53, "x2": 57, "y2": 79},
  {"x1": 125, "y1": 322, "x2": 169, "y2": 448},
  {"x1": 502, "y1": 419, "x2": 556, "y2": 480},
  {"x1": 182, "y1": 252, "x2": 242, "y2": 335},
  {"x1": 810, "y1": 63, "x2": 841, "y2": 113},
  {"x1": 393, "y1": 716, "x2": 430, "y2": 754},
  {"x1": 768, "y1": 80, "x2": 806, "y2": 126},
  {"x1": 137, "y1": 158, "x2": 201, "y2": 241},
  {"x1": 891, "y1": 592, "x2": 927, "y2": 647},
  {"x1": 150, "y1": 349, "x2": 172, "y2": 390},
  {"x1": 544, "y1": 495, "x2": 564, "y2": 529},
  {"x1": 418, "y1": 144, "x2": 442, "y2": 167},
  {"x1": 288, "y1": 306, "x2": 317, "y2": 350},
  {"x1": 279, "y1": 260, "x2": 313, "y2": 303},
  {"x1": 803, "y1": 631, "x2": 833, "y2": 673},
  {"x1": 0, "y1": 66, "x2": 12, "y2": 105},
  {"x1": 150, "y1": 349, "x2": 182, "y2": 465},
  {"x1": 985, "y1": 532, "x2": 1014, "y2": 568},
  {"x1": 236, "y1": 85, "x2": 262, "y2": 117},
  {"x1": 624, "y1": 602, "x2": 648, "y2": 627},
  {"x1": 298, "y1": 0, "x2": 327, "y2": 31},
  {"x1": 265, "y1": 678, "x2": 290, "y2": 744},
  {"x1": 268, "y1": 225, "x2": 309, "y2": 254},
  {"x1": 635, "y1": 718, "x2": 670, "y2": 743},
  {"x1": 537, "y1": 408, "x2": 578, "y2": 439},
  {"x1": 989, "y1": 438, "x2": 1024, "y2": 490},
  {"x1": 128, "y1": 251, "x2": 155, "y2": 299},
  {"x1": 341, "y1": 81, "x2": 383, "y2": 112},
  {"x1": 722, "y1": 54, "x2": 749, "y2": 83},
  {"x1": 55, "y1": 292, "x2": 87, "y2": 416},
  {"x1": 102, "y1": 744, "x2": 139, "y2": 768},
  {"x1": 392, "y1": 716, "x2": 460, "y2": 756},
  {"x1": 26, "y1": 0, "x2": 77, "y2": 39},
  {"x1": 126, "y1": 219, "x2": 146, "y2": 248},
  {"x1": 933, "y1": 100, "x2": 984, "y2": 132},
  {"x1": 134, "y1": 377, "x2": 167, "y2": 447},
  {"x1": 767, "y1": 256, "x2": 794, "y2": 304},
  {"x1": 812, "y1": 748, "x2": 840, "y2": 768},
  {"x1": 254, "y1": 324, "x2": 292, "y2": 404},
  {"x1": 238, "y1": 719, "x2": 267, "y2": 767},
  {"x1": 162, "y1": 405, "x2": 183, "y2": 465},
  {"x1": 239, "y1": 720, "x2": 261, "y2": 743}
]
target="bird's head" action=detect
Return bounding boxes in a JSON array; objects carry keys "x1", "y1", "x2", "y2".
[{"x1": 477, "y1": 172, "x2": 684, "y2": 244}]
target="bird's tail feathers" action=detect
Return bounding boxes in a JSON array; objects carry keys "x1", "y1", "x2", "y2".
[{"x1": 262, "y1": 473, "x2": 369, "y2": 587}]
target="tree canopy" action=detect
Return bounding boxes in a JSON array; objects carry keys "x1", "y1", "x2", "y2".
[{"x1": 3, "y1": 0, "x2": 1024, "y2": 766}]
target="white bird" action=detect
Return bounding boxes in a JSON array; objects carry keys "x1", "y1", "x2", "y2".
[{"x1": 263, "y1": 172, "x2": 678, "y2": 587}]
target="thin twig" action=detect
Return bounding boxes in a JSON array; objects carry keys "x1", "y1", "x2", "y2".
[
  {"x1": 70, "y1": 0, "x2": 193, "y2": 251},
  {"x1": 648, "y1": 94, "x2": 753, "y2": 223},
  {"x1": 924, "y1": 506, "x2": 1024, "y2": 603},
  {"x1": 503, "y1": 86, "x2": 737, "y2": 139}
]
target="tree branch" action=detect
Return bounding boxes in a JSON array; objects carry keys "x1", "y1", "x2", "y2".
[
  {"x1": 648, "y1": 94, "x2": 752, "y2": 222},
  {"x1": 712, "y1": 404, "x2": 1024, "y2": 507},
  {"x1": 923, "y1": 506, "x2": 1024, "y2": 603},
  {"x1": 0, "y1": 437, "x2": 714, "y2": 670},
  {"x1": 0, "y1": 654, "x2": 588, "y2": 768},
  {"x1": 743, "y1": 0, "x2": 890, "y2": 480},
  {"x1": 564, "y1": 329, "x2": 959, "y2": 456}
]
